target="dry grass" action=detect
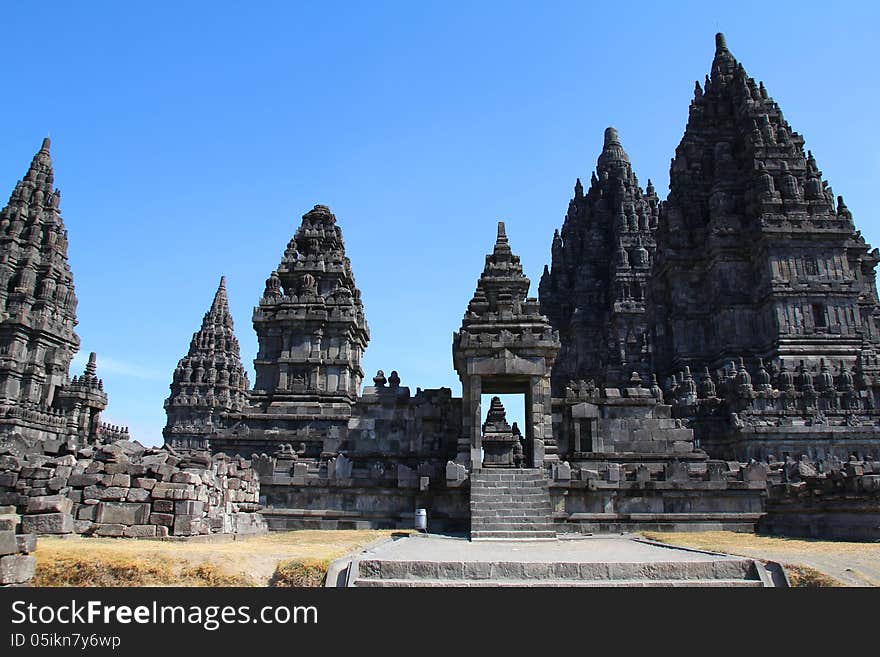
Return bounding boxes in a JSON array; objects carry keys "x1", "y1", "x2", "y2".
[
  {"x1": 639, "y1": 531, "x2": 880, "y2": 586},
  {"x1": 783, "y1": 564, "x2": 843, "y2": 588},
  {"x1": 34, "y1": 530, "x2": 403, "y2": 587},
  {"x1": 269, "y1": 559, "x2": 330, "y2": 587}
]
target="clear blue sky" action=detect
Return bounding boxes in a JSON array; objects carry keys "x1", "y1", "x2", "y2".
[{"x1": 1, "y1": 2, "x2": 878, "y2": 444}]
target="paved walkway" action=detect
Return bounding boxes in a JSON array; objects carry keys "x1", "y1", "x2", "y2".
[{"x1": 359, "y1": 533, "x2": 742, "y2": 563}]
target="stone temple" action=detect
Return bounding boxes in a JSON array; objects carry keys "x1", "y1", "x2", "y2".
[{"x1": 2, "y1": 34, "x2": 880, "y2": 545}]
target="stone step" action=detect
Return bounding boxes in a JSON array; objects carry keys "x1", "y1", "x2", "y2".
[
  {"x1": 471, "y1": 475, "x2": 546, "y2": 482},
  {"x1": 470, "y1": 490, "x2": 548, "y2": 499},
  {"x1": 472, "y1": 480, "x2": 548, "y2": 487},
  {"x1": 356, "y1": 558, "x2": 760, "y2": 582},
  {"x1": 470, "y1": 530, "x2": 559, "y2": 540},
  {"x1": 354, "y1": 578, "x2": 765, "y2": 588},
  {"x1": 470, "y1": 527, "x2": 556, "y2": 534},
  {"x1": 471, "y1": 516, "x2": 555, "y2": 525},
  {"x1": 470, "y1": 507, "x2": 553, "y2": 516}
]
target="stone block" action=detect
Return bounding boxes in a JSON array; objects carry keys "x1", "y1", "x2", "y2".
[
  {"x1": 553, "y1": 461, "x2": 572, "y2": 481},
  {"x1": 149, "y1": 513, "x2": 174, "y2": 527},
  {"x1": 0, "y1": 554, "x2": 35, "y2": 585},
  {"x1": 171, "y1": 472, "x2": 201, "y2": 485},
  {"x1": 96, "y1": 502, "x2": 150, "y2": 525},
  {"x1": 68, "y1": 474, "x2": 100, "y2": 487},
  {"x1": 606, "y1": 463, "x2": 621, "y2": 483},
  {"x1": 152, "y1": 499, "x2": 173, "y2": 513},
  {"x1": 126, "y1": 488, "x2": 149, "y2": 502},
  {"x1": 0, "y1": 472, "x2": 18, "y2": 487},
  {"x1": 123, "y1": 525, "x2": 158, "y2": 538},
  {"x1": 174, "y1": 500, "x2": 204, "y2": 515},
  {"x1": 21, "y1": 512, "x2": 73, "y2": 534},
  {"x1": 110, "y1": 474, "x2": 131, "y2": 487},
  {"x1": 0, "y1": 530, "x2": 18, "y2": 556},
  {"x1": 445, "y1": 461, "x2": 467, "y2": 483},
  {"x1": 74, "y1": 520, "x2": 94, "y2": 534},
  {"x1": 77, "y1": 505, "x2": 97, "y2": 521},
  {"x1": 15, "y1": 534, "x2": 36, "y2": 554},
  {"x1": 292, "y1": 462, "x2": 309, "y2": 485},
  {"x1": 47, "y1": 476, "x2": 68, "y2": 491},
  {"x1": 133, "y1": 477, "x2": 157, "y2": 490},
  {"x1": 93, "y1": 524, "x2": 125, "y2": 537},
  {"x1": 26, "y1": 495, "x2": 73, "y2": 515},
  {"x1": 173, "y1": 514, "x2": 201, "y2": 536}
]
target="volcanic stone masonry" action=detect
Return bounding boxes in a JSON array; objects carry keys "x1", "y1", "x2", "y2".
[
  {"x1": 0, "y1": 438, "x2": 265, "y2": 539},
  {"x1": 3, "y1": 32, "x2": 880, "y2": 543},
  {"x1": 158, "y1": 33, "x2": 880, "y2": 538}
]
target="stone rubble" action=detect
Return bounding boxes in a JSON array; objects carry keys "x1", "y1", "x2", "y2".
[{"x1": 0, "y1": 437, "x2": 266, "y2": 539}]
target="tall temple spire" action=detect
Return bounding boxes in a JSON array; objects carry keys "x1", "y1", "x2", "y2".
[
  {"x1": 0, "y1": 139, "x2": 130, "y2": 445},
  {"x1": 0, "y1": 138, "x2": 79, "y2": 407},
  {"x1": 648, "y1": 32, "x2": 880, "y2": 377},
  {"x1": 163, "y1": 276, "x2": 250, "y2": 449},
  {"x1": 540, "y1": 127, "x2": 656, "y2": 390}
]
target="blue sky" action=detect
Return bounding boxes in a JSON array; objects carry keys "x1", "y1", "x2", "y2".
[{"x1": 1, "y1": 2, "x2": 878, "y2": 444}]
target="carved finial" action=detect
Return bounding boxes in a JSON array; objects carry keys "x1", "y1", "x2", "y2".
[
  {"x1": 40, "y1": 137, "x2": 51, "y2": 153},
  {"x1": 85, "y1": 352, "x2": 97, "y2": 378},
  {"x1": 715, "y1": 32, "x2": 727, "y2": 52},
  {"x1": 574, "y1": 177, "x2": 584, "y2": 198},
  {"x1": 497, "y1": 221, "x2": 507, "y2": 241},
  {"x1": 604, "y1": 126, "x2": 620, "y2": 146}
]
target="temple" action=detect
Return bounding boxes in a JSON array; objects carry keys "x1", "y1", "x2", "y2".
[
  {"x1": 159, "y1": 33, "x2": 880, "y2": 537},
  {"x1": 540, "y1": 126, "x2": 658, "y2": 392},
  {"x1": 647, "y1": 33, "x2": 880, "y2": 462},
  {"x1": 2, "y1": 33, "x2": 879, "y2": 543},
  {"x1": 163, "y1": 276, "x2": 250, "y2": 449},
  {"x1": 0, "y1": 139, "x2": 127, "y2": 449}
]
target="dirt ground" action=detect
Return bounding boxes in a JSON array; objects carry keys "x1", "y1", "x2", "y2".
[
  {"x1": 641, "y1": 531, "x2": 880, "y2": 586},
  {"x1": 34, "y1": 530, "x2": 402, "y2": 586}
]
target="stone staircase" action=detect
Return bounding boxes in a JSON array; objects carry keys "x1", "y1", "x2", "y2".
[{"x1": 469, "y1": 468, "x2": 556, "y2": 540}]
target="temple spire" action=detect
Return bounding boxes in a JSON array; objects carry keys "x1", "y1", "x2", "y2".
[
  {"x1": 597, "y1": 126, "x2": 631, "y2": 172},
  {"x1": 164, "y1": 276, "x2": 250, "y2": 449},
  {"x1": 207, "y1": 275, "x2": 232, "y2": 327}
]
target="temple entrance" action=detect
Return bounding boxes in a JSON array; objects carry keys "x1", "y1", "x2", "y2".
[
  {"x1": 480, "y1": 393, "x2": 527, "y2": 468},
  {"x1": 451, "y1": 222, "x2": 561, "y2": 471}
]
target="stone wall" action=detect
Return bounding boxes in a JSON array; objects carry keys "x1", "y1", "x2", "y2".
[
  {"x1": 548, "y1": 458, "x2": 768, "y2": 533},
  {"x1": 0, "y1": 437, "x2": 266, "y2": 539},
  {"x1": 759, "y1": 456, "x2": 880, "y2": 541},
  {"x1": 0, "y1": 504, "x2": 36, "y2": 586}
]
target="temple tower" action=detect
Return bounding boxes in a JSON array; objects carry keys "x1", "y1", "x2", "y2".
[
  {"x1": 163, "y1": 276, "x2": 250, "y2": 449},
  {"x1": 649, "y1": 33, "x2": 880, "y2": 379},
  {"x1": 453, "y1": 222, "x2": 560, "y2": 469},
  {"x1": 0, "y1": 138, "x2": 79, "y2": 410},
  {"x1": 539, "y1": 127, "x2": 658, "y2": 392},
  {"x1": 216, "y1": 205, "x2": 370, "y2": 457}
]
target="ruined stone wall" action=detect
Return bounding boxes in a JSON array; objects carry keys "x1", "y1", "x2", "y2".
[
  {"x1": 0, "y1": 438, "x2": 266, "y2": 538},
  {"x1": 253, "y1": 382, "x2": 468, "y2": 531},
  {"x1": 0, "y1": 504, "x2": 36, "y2": 586},
  {"x1": 759, "y1": 456, "x2": 880, "y2": 540},
  {"x1": 547, "y1": 457, "x2": 768, "y2": 533}
]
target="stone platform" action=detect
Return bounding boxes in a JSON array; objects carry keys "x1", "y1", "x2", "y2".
[{"x1": 329, "y1": 533, "x2": 779, "y2": 587}]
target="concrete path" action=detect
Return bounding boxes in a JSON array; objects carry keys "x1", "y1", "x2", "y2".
[
  {"x1": 329, "y1": 533, "x2": 775, "y2": 587},
  {"x1": 362, "y1": 533, "x2": 741, "y2": 563}
]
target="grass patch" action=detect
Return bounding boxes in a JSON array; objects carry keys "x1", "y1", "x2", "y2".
[
  {"x1": 34, "y1": 552, "x2": 256, "y2": 587},
  {"x1": 641, "y1": 531, "x2": 857, "y2": 587},
  {"x1": 783, "y1": 564, "x2": 843, "y2": 587},
  {"x1": 33, "y1": 530, "x2": 400, "y2": 587},
  {"x1": 269, "y1": 559, "x2": 329, "y2": 587}
]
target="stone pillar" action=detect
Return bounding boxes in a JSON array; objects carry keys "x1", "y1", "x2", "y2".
[{"x1": 469, "y1": 375, "x2": 482, "y2": 468}]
